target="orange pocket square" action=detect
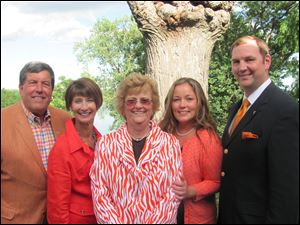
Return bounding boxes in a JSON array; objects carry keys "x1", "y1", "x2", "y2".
[{"x1": 242, "y1": 132, "x2": 259, "y2": 140}]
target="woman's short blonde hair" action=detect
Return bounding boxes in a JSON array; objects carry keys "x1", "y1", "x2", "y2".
[{"x1": 115, "y1": 72, "x2": 160, "y2": 118}]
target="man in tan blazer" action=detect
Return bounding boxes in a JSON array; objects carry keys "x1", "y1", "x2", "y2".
[{"x1": 1, "y1": 61, "x2": 70, "y2": 224}]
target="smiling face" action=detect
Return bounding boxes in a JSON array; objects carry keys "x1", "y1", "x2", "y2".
[
  {"x1": 70, "y1": 95, "x2": 97, "y2": 125},
  {"x1": 19, "y1": 71, "x2": 53, "y2": 117},
  {"x1": 171, "y1": 83, "x2": 198, "y2": 127},
  {"x1": 231, "y1": 40, "x2": 271, "y2": 96},
  {"x1": 123, "y1": 87, "x2": 154, "y2": 129}
]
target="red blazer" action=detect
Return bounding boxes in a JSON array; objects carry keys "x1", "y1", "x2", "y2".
[{"x1": 47, "y1": 118, "x2": 101, "y2": 224}]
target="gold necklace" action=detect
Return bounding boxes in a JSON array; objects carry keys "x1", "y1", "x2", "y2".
[{"x1": 175, "y1": 127, "x2": 195, "y2": 137}]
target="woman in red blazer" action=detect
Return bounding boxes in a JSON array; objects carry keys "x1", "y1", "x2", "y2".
[{"x1": 47, "y1": 78, "x2": 103, "y2": 224}]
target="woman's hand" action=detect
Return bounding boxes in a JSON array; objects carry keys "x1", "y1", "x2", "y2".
[
  {"x1": 172, "y1": 177, "x2": 197, "y2": 200},
  {"x1": 172, "y1": 178, "x2": 188, "y2": 200}
]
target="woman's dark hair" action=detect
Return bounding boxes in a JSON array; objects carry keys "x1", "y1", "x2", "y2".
[{"x1": 65, "y1": 77, "x2": 103, "y2": 110}]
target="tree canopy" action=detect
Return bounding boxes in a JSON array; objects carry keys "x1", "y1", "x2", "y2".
[
  {"x1": 3, "y1": 2, "x2": 298, "y2": 135},
  {"x1": 50, "y1": 76, "x2": 73, "y2": 110},
  {"x1": 209, "y1": 1, "x2": 299, "y2": 133},
  {"x1": 74, "y1": 1, "x2": 299, "y2": 134},
  {"x1": 74, "y1": 16, "x2": 145, "y2": 128},
  {"x1": 1, "y1": 88, "x2": 20, "y2": 108}
]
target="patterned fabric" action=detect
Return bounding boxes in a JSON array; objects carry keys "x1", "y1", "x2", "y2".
[
  {"x1": 21, "y1": 102, "x2": 55, "y2": 169},
  {"x1": 90, "y1": 120, "x2": 182, "y2": 224},
  {"x1": 182, "y1": 129, "x2": 223, "y2": 224}
]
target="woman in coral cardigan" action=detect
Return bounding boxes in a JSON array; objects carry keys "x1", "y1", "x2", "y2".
[
  {"x1": 160, "y1": 77, "x2": 223, "y2": 224},
  {"x1": 47, "y1": 78, "x2": 102, "y2": 224}
]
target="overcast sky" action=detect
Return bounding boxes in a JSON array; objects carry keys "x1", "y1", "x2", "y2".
[
  {"x1": 1, "y1": 1, "x2": 131, "y2": 133},
  {"x1": 1, "y1": 1, "x2": 131, "y2": 89}
]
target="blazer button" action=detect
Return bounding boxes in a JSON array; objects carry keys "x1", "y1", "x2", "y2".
[
  {"x1": 224, "y1": 149, "x2": 229, "y2": 154},
  {"x1": 221, "y1": 171, "x2": 225, "y2": 177},
  {"x1": 80, "y1": 209, "x2": 86, "y2": 215}
]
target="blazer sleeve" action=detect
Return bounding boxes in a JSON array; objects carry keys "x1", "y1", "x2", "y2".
[
  {"x1": 266, "y1": 102, "x2": 299, "y2": 223},
  {"x1": 193, "y1": 132, "x2": 223, "y2": 201},
  {"x1": 89, "y1": 139, "x2": 124, "y2": 224},
  {"x1": 143, "y1": 139, "x2": 182, "y2": 224},
  {"x1": 47, "y1": 139, "x2": 72, "y2": 224}
]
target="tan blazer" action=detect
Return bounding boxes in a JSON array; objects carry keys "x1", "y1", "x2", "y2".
[{"x1": 1, "y1": 102, "x2": 70, "y2": 224}]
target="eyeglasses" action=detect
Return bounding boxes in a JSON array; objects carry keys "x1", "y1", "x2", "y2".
[{"x1": 125, "y1": 98, "x2": 153, "y2": 107}]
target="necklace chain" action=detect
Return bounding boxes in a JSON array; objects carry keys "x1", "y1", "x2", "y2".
[
  {"x1": 176, "y1": 127, "x2": 195, "y2": 137},
  {"x1": 131, "y1": 130, "x2": 150, "y2": 142},
  {"x1": 80, "y1": 131, "x2": 97, "y2": 147},
  {"x1": 132, "y1": 136, "x2": 147, "y2": 142}
]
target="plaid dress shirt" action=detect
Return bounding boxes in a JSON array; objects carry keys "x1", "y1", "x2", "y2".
[{"x1": 22, "y1": 102, "x2": 56, "y2": 170}]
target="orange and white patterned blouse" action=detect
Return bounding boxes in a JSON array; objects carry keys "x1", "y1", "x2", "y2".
[{"x1": 90, "y1": 121, "x2": 182, "y2": 224}]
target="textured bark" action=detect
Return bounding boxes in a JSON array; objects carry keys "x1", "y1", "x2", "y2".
[{"x1": 127, "y1": 1, "x2": 234, "y2": 118}]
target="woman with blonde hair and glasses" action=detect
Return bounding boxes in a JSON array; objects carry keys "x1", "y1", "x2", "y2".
[
  {"x1": 160, "y1": 77, "x2": 222, "y2": 224},
  {"x1": 90, "y1": 73, "x2": 183, "y2": 224}
]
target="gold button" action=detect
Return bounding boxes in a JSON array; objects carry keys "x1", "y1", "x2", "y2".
[
  {"x1": 224, "y1": 149, "x2": 228, "y2": 154},
  {"x1": 221, "y1": 171, "x2": 225, "y2": 177}
]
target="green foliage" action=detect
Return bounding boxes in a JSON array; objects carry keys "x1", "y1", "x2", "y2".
[
  {"x1": 50, "y1": 76, "x2": 73, "y2": 110},
  {"x1": 74, "y1": 16, "x2": 145, "y2": 130},
  {"x1": 209, "y1": 1, "x2": 299, "y2": 134},
  {"x1": 290, "y1": 78, "x2": 299, "y2": 101},
  {"x1": 1, "y1": 88, "x2": 20, "y2": 108},
  {"x1": 74, "y1": 2, "x2": 299, "y2": 133}
]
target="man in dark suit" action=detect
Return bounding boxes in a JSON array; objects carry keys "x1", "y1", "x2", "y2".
[{"x1": 218, "y1": 36, "x2": 299, "y2": 224}]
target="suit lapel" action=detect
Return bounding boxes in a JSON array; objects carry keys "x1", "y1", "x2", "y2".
[
  {"x1": 15, "y1": 103, "x2": 47, "y2": 175},
  {"x1": 223, "y1": 101, "x2": 241, "y2": 145},
  {"x1": 227, "y1": 105, "x2": 259, "y2": 142},
  {"x1": 223, "y1": 83, "x2": 274, "y2": 147},
  {"x1": 49, "y1": 106, "x2": 66, "y2": 139}
]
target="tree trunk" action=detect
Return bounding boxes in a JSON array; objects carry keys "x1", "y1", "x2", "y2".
[
  {"x1": 127, "y1": 1, "x2": 234, "y2": 119},
  {"x1": 145, "y1": 30, "x2": 214, "y2": 98}
]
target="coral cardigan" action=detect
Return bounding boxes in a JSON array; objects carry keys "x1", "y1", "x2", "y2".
[
  {"x1": 182, "y1": 129, "x2": 223, "y2": 224},
  {"x1": 90, "y1": 121, "x2": 182, "y2": 224},
  {"x1": 47, "y1": 118, "x2": 101, "y2": 224}
]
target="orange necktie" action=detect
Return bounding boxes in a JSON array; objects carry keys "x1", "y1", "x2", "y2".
[{"x1": 229, "y1": 99, "x2": 250, "y2": 135}]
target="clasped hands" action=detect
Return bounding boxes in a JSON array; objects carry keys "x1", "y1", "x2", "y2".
[{"x1": 172, "y1": 176, "x2": 196, "y2": 200}]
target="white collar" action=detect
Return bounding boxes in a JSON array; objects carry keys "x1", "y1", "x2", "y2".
[{"x1": 244, "y1": 78, "x2": 271, "y2": 105}]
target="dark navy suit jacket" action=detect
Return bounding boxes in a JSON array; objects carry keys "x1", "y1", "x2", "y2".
[{"x1": 218, "y1": 82, "x2": 299, "y2": 224}]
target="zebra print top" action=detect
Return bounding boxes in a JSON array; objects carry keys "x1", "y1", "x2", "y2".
[{"x1": 90, "y1": 120, "x2": 183, "y2": 224}]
